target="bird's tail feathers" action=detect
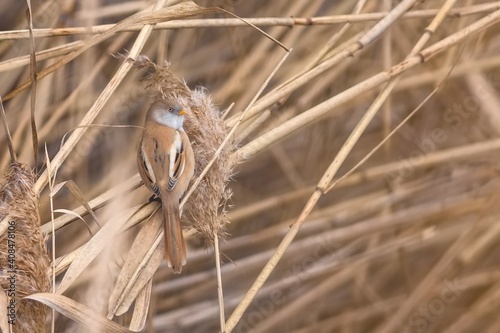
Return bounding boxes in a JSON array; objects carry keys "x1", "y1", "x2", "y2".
[{"x1": 161, "y1": 196, "x2": 187, "y2": 274}]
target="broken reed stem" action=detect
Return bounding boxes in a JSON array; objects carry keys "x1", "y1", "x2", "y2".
[{"x1": 3, "y1": 2, "x2": 500, "y2": 40}]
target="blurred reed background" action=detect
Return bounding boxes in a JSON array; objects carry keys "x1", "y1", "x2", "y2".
[{"x1": 2, "y1": 0, "x2": 500, "y2": 332}]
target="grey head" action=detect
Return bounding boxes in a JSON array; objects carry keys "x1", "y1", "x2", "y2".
[{"x1": 146, "y1": 99, "x2": 189, "y2": 130}]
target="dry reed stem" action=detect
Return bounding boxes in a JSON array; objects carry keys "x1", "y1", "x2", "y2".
[
  {"x1": 26, "y1": 0, "x2": 39, "y2": 171},
  {"x1": 329, "y1": 0, "x2": 458, "y2": 191},
  {"x1": 442, "y1": 280, "x2": 500, "y2": 333},
  {"x1": 214, "y1": 233, "x2": 225, "y2": 332},
  {"x1": 327, "y1": 86, "x2": 440, "y2": 192},
  {"x1": 202, "y1": 48, "x2": 290, "y2": 332},
  {"x1": 252, "y1": 262, "x2": 364, "y2": 333},
  {"x1": 37, "y1": 33, "x2": 132, "y2": 142},
  {"x1": 0, "y1": 97, "x2": 16, "y2": 162},
  {"x1": 376, "y1": 226, "x2": 477, "y2": 332},
  {"x1": 0, "y1": 40, "x2": 84, "y2": 73},
  {"x1": 41, "y1": 134, "x2": 500, "y2": 240},
  {"x1": 224, "y1": 0, "x2": 500, "y2": 329},
  {"x1": 44, "y1": 146, "x2": 56, "y2": 333},
  {"x1": 37, "y1": 134, "x2": 500, "y2": 286},
  {"x1": 3, "y1": 2, "x2": 500, "y2": 40},
  {"x1": 234, "y1": 7, "x2": 500, "y2": 162},
  {"x1": 155, "y1": 206, "x2": 497, "y2": 328},
  {"x1": 3, "y1": 2, "x2": 214, "y2": 102},
  {"x1": 224, "y1": 1, "x2": 421, "y2": 328}
]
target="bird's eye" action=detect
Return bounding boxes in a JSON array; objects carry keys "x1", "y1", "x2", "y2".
[{"x1": 167, "y1": 107, "x2": 173, "y2": 112}]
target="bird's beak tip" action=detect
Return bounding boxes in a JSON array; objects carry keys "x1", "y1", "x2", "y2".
[{"x1": 178, "y1": 109, "x2": 188, "y2": 116}]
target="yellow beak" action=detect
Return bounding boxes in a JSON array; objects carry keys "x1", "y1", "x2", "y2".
[{"x1": 178, "y1": 109, "x2": 188, "y2": 116}]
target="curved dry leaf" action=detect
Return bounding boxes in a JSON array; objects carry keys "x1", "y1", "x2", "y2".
[
  {"x1": 51, "y1": 180, "x2": 101, "y2": 227},
  {"x1": 108, "y1": 208, "x2": 161, "y2": 316},
  {"x1": 25, "y1": 293, "x2": 132, "y2": 333},
  {"x1": 53, "y1": 209, "x2": 93, "y2": 236},
  {"x1": 129, "y1": 279, "x2": 153, "y2": 332},
  {"x1": 41, "y1": 174, "x2": 142, "y2": 234},
  {"x1": 53, "y1": 209, "x2": 85, "y2": 224},
  {"x1": 56, "y1": 206, "x2": 138, "y2": 294}
]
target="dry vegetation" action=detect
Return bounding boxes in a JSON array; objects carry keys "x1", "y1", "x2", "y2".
[{"x1": 2, "y1": 0, "x2": 500, "y2": 332}]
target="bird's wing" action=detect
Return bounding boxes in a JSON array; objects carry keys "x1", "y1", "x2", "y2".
[
  {"x1": 137, "y1": 143, "x2": 160, "y2": 197},
  {"x1": 167, "y1": 130, "x2": 186, "y2": 191}
]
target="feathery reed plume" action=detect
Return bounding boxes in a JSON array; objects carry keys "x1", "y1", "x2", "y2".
[
  {"x1": 133, "y1": 55, "x2": 233, "y2": 245},
  {"x1": 0, "y1": 162, "x2": 50, "y2": 333}
]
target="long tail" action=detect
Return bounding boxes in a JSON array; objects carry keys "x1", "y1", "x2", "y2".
[{"x1": 161, "y1": 197, "x2": 187, "y2": 274}]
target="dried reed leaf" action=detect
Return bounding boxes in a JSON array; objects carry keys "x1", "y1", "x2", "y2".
[
  {"x1": 129, "y1": 279, "x2": 153, "y2": 332},
  {"x1": 26, "y1": 293, "x2": 133, "y2": 333},
  {"x1": 56, "y1": 206, "x2": 137, "y2": 294},
  {"x1": 41, "y1": 175, "x2": 142, "y2": 234},
  {"x1": 51, "y1": 180, "x2": 101, "y2": 227},
  {"x1": 107, "y1": 207, "x2": 161, "y2": 316},
  {"x1": 53, "y1": 209, "x2": 93, "y2": 236}
]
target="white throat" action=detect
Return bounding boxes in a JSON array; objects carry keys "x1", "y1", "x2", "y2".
[{"x1": 154, "y1": 111, "x2": 185, "y2": 130}]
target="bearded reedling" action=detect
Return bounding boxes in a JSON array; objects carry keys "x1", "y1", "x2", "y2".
[{"x1": 137, "y1": 99, "x2": 195, "y2": 274}]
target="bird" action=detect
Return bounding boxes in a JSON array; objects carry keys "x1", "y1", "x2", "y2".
[{"x1": 137, "y1": 99, "x2": 195, "y2": 274}]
